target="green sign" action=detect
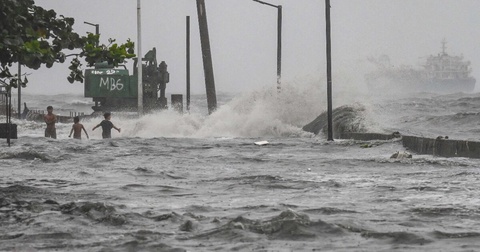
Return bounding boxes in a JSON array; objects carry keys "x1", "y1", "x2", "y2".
[{"x1": 84, "y1": 68, "x2": 137, "y2": 98}]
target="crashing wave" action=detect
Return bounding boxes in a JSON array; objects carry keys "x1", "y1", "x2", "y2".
[{"x1": 302, "y1": 104, "x2": 368, "y2": 137}]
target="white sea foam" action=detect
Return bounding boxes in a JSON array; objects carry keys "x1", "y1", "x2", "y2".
[
  {"x1": 9, "y1": 78, "x2": 480, "y2": 140},
  {"x1": 5, "y1": 77, "x2": 383, "y2": 139},
  {"x1": 99, "y1": 80, "x2": 324, "y2": 138}
]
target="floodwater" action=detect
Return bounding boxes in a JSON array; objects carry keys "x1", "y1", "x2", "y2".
[{"x1": 1, "y1": 88, "x2": 480, "y2": 251}]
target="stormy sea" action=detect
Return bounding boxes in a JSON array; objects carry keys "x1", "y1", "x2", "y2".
[{"x1": 1, "y1": 81, "x2": 480, "y2": 251}]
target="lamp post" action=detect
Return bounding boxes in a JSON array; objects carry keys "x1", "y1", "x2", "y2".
[
  {"x1": 252, "y1": 0, "x2": 282, "y2": 93},
  {"x1": 83, "y1": 21, "x2": 99, "y2": 46}
]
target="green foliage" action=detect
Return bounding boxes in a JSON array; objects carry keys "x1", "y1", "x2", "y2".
[{"x1": 0, "y1": 0, "x2": 136, "y2": 88}]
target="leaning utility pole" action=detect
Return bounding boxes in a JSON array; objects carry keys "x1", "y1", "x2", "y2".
[{"x1": 196, "y1": 0, "x2": 217, "y2": 114}]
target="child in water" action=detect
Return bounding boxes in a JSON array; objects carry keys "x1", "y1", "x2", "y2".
[
  {"x1": 68, "y1": 116, "x2": 89, "y2": 140},
  {"x1": 92, "y1": 112, "x2": 121, "y2": 139}
]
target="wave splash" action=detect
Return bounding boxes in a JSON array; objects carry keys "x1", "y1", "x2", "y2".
[{"x1": 120, "y1": 80, "x2": 327, "y2": 138}]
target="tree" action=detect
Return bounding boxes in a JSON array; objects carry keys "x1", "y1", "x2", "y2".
[{"x1": 0, "y1": 0, "x2": 135, "y2": 89}]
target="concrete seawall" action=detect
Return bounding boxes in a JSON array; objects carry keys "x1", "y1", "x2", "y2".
[
  {"x1": 402, "y1": 135, "x2": 480, "y2": 158},
  {"x1": 338, "y1": 132, "x2": 480, "y2": 159},
  {"x1": 339, "y1": 132, "x2": 400, "y2": 141}
]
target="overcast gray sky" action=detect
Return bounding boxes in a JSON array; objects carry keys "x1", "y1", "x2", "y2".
[{"x1": 21, "y1": 0, "x2": 480, "y2": 95}]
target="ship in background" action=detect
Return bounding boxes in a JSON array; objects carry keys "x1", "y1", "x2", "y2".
[{"x1": 365, "y1": 40, "x2": 476, "y2": 94}]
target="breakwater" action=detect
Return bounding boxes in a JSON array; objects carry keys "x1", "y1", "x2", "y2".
[
  {"x1": 338, "y1": 132, "x2": 480, "y2": 159},
  {"x1": 303, "y1": 104, "x2": 480, "y2": 159},
  {"x1": 23, "y1": 110, "x2": 88, "y2": 123}
]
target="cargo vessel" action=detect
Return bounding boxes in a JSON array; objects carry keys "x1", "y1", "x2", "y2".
[{"x1": 365, "y1": 40, "x2": 476, "y2": 93}]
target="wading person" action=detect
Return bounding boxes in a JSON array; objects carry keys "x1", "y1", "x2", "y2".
[
  {"x1": 92, "y1": 112, "x2": 121, "y2": 139},
  {"x1": 44, "y1": 106, "x2": 57, "y2": 139},
  {"x1": 69, "y1": 116, "x2": 89, "y2": 140}
]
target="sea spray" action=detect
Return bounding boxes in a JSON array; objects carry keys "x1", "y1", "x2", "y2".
[
  {"x1": 93, "y1": 80, "x2": 332, "y2": 138},
  {"x1": 4, "y1": 79, "x2": 377, "y2": 139},
  {"x1": 7, "y1": 78, "x2": 459, "y2": 139}
]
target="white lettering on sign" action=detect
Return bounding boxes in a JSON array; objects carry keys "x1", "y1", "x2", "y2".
[
  {"x1": 92, "y1": 70, "x2": 119, "y2": 75},
  {"x1": 99, "y1": 77, "x2": 124, "y2": 91}
]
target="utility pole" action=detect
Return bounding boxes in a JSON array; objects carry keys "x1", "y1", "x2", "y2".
[
  {"x1": 325, "y1": 0, "x2": 333, "y2": 141},
  {"x1": 6, "y1": 87, "x2": 11, "y2": 146},
  {"x1": 186, "y1": 16, "x2": 191, "y2": 112},
  {"x1": 17, "y1": 64, "x2": 21, "y2": 119},
  {"x1": 196, "y1": 0, "x2": 217, "y2": 114},
  {"x1": 137, "y1": 0, "x2": 143, "y2": 115}
]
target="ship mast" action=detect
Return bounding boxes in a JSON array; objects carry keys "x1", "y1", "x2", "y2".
[{"x1": 442, "y1": 39, "x2": 447, "y2": 55}]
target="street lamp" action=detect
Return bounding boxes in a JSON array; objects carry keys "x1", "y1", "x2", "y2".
[
  {"x1": 252, "y1": 0, "x2": 282, "y2": 93},
  {"x1": 84, "y1": 21, "x2": 99, "y2": 46}
]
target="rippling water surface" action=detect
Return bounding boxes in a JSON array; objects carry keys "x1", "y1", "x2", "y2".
[
  {"x1": 2, "y1": 136, "x2": 480, "y2": 251},
  {"x1": 2, "y1": 87, "x2": 480, "y2": 251}
]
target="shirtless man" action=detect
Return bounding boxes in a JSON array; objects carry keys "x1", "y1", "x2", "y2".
[{"x1": 44, "y1": 106, "x2": 57, "y2": 139}]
